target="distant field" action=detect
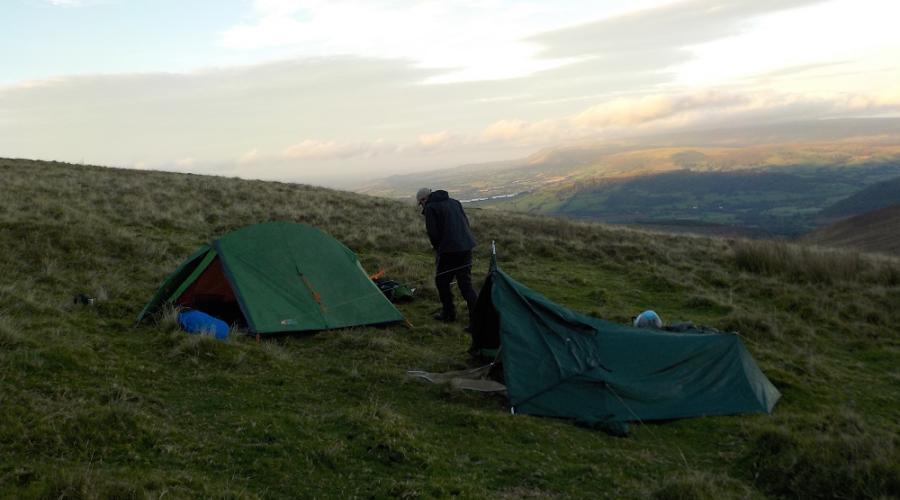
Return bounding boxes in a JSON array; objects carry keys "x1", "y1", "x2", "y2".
[{"x1": 2, "y1": 158, "x2": 899, "y2": 498}]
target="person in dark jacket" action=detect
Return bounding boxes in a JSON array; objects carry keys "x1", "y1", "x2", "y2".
[{"x1": 416, "y1": 188, "x2": 478, "y2": 328}]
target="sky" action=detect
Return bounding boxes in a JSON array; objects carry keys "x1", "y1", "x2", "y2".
[{"x1": 2, "y1": 0, "x2": 899, "y2": 186}]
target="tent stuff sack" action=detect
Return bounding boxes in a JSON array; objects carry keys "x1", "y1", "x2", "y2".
[
  {"x1": 374, "y1": 277, "x2": 415, "y2": 303},
  {"x1": 178, "y1": 310, "x2": 229, "y2": 340},
  {"x1": 137, "y1": 222, "x2": 405, "y2": 335},
  {"x1": 468, "y1": 256, "x2": 781, "y2": 435}
]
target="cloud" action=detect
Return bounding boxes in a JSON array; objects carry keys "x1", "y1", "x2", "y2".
[
  {"x1": 0, "y1": 56, "x2": 442, "y2": 167},
  {"x1": 416, "y1": 131, "x2": 453, "y2": 150},
  {"x1": 174, "y1": 157, "x2": 196, "y2": 167},
  {"x1": 532, "y1": 0, "x2": 825, "y2": 59},
  {"x1": 835, "y1": 90, "x2": 900, "y2": 111},
  {"x1": 238, "y1": 148, "x2": 260, "y2": 164},
  {"x1": 4, "y1": 49, "x2": 898, "y2": 184},
  {"x1": 526, "y1": 0, "x2": 829, "y2": 91},
  {"x1": 220, "y1": 0, "x2": 588, "y2": 82},
  {"x1": 572, "y1": 92, "x2": 745, "y2": 128},
  {"x1": 282, "y1": 139, "x2": 390, "y2": 160},
  {"x1": 480, "y1": 119, "x2": 563, "y2": 146},
  {"x1": 479, "y1": 89, "x2": 900, "y2": 148}
]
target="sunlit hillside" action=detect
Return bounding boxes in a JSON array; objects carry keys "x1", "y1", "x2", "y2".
[
  {"x1": 1, "y1": 158, "x2": 898, "y2": 498},
  {"x1": 360, "y1": 121, "x2": 900, "y2": 236},
  {"x1": 361, "y1": 120, "x2": 900, "y2": 201}
]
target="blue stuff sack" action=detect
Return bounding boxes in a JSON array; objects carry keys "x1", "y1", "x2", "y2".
[
  {"x1": 633, "y1": 310, "x2": 663, "y2": 329},
  {"x1": 177, "y1": 310, "x2": 229, "y2": 340}
]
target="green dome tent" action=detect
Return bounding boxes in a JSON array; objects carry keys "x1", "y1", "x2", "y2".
[
  {"x1": 137, "y1": 222, "x2": 404, "y2": 335},
  {"x1": 469, "y1": 255, "x2": 780, "y2": 434}
]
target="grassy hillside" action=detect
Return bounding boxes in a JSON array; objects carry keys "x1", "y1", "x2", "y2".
[
  {"x1": 2, "y1": 158, "x2": 899, "y2": 498},
  {"x1": 817, "y1": 176, "x2": 900, "y2": 222},
  {"x1": 802, "y1": 204, "x2": 900, "y2": 256}
]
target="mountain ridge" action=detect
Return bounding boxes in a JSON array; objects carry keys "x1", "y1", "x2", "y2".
[{"x1": 359, "y1": 118, "x2": 900, "y2": 200}]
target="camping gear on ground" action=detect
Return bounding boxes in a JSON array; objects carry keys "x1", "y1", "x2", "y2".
[
  {"x1": 407, "y1": 364, "x2": 506, "y2": 393},
  {"x1": 369, "y1": 270, "x2": 416, "y2": 303},
  {"x1": 468, "y1": 253, "x2": 781, "y2": 435},
  {"x1": 663, "y1": 321, "x2": 722, "y2": 334},
  {"x1": 137, "y1": 222, "x2": 405, "y2": 335},
  {"x1": 178, "y1": 310, "x2": 229, "y2": 340},
  {"x1": 634, "y1": 310, "x2": 663, "y2": 328},
  {"x1": 375, "y1": 278, "x2": 415, "y2": 302}
]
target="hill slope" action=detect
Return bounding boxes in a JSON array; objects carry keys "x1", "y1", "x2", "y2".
[
  {"x1": 803, "y1": 204, "x2": 900, "y2": 255},
  {"x1": 1, "y1": 158, "x2": 899, "y2": 498},
  {"x1": 817, "y1": 176, "x2": 900, "y2": 221}
]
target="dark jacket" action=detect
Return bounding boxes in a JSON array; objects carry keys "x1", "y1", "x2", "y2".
[{"x1": 423, "y1": 190, "x2": 476, "y2": 254}]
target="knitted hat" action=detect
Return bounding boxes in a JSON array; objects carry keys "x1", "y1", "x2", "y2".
[{"x1": 415, "y1": 188, "x2": 432, "y2": 202}]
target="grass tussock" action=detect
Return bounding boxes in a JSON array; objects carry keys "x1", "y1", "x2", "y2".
[
  {"x1": 742, "y1": 412, "x2": 900, "y2": 499},
  {"x1": 651, "y1": 470, "x2": 754, "y2": 500},
  {"x1": 342, "y1": 398, "x2": 425, "y2": 466},
  {"x1": 13, "y1": 466, "x2": 256, "y2": 500},
  {"x1": 719, "y1": 310, "x2": 780, "y2": 341},
  {"x1": 167, "y1": 331, "x2": 245, "y2": 368},
  {"x1": 733, "y1": 239, "x2": 900, "y2": 285},
  {"x1": 1, "y1": 158, "x2": 898, "y2": 497},
  {"x1": 0, "y1": 315, "x2": 25, "y2": 348}
]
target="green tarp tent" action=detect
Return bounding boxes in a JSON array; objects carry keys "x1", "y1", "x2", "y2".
[
  {"x1": 137, "y1": 222, "x2": 404, "y2": 334},
  {"x1": 470, "y1": 257, "x2": 780, "y2": 434}
]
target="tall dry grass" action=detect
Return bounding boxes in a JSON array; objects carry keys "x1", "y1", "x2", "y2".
[{"x1": 732, "y1": 239, "x2": 900, "y2": 285}]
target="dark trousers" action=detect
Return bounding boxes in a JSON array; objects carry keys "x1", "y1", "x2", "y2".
[{"x1": 435, "y1": 250, "x2": 478, "y2": 324}]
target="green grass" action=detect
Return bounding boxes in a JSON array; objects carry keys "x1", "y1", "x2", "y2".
[{"x1": 1, "y1": 158, "x2": 899, "y2": 498}]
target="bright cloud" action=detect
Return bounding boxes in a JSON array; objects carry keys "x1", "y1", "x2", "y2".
[
  {"x1": 417, "y1": 132, "x2": 453, "y2": 149},
  {"x1": 238, "y1": 148, "x2": 260, "y2": 164},
  {"x1": 675, "y1": 0, "x2": 900, "y2": 87},
  {"x1": 282, "y1": 139, "x2": 390, "y2": 160},
  {"x1": 479, "y1": 89, "x2": 900, "y2": 147},
  {"x1": 174, "y1": 157, "x2": 196, "y2": 167},
  {"x1": 572, "y1": 92, "x2": 744, "y2": 128},
  {"x1": 220, "y1": 0, "x2": 626, "y2": 82},
  {"x1": 480, "y1": 119, "x2": 563, "y2": 146}
]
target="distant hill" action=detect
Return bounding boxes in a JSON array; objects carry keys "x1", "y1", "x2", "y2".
[
  {"x1": 360, "y1": 119, "x2": 900, "y2": 235},
  {"x1": 485, "y1": 163, "x2": 900, "y2": 236},
  {"x1": 360, "y1": 118, "x2": 900, "y2": 201},
  {"x1": 802, "y1": 204, "x2": 900, "y2": 255},
  {"x1": 816, "y1": 176, "x2": 900, "y2": 222}
]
